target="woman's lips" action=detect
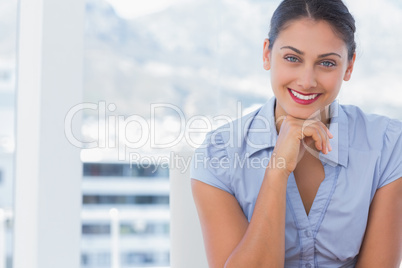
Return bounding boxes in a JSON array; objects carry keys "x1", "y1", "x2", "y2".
[{"x1": 288, "y1": 88, "x2": 321, "y2": 105}]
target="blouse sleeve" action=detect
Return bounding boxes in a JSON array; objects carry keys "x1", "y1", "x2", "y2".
[
  {"x1": 190, "y1": 130, "x2": 234, "y2": 195},
  {"x1": 377, "y1": 119, "x2": 402, "y2": 189}
]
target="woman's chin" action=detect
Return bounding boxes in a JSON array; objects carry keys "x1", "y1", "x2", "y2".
[{"x1": 287, "y1": 109, "x2": 322, "y2": 120}]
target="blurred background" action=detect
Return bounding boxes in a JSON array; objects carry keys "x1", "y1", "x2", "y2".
[{"x1": 0, "y1": 0, "x2": 401, "y2": 267}]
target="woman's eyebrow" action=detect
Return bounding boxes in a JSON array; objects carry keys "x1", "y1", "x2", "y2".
[
  {"x1": 317, "y1": 52, "x2": 342, "y2": 58},
  {"x1": 281, "y1": 46, "x2": 304, "y2": 55},
  {"x1": 280, "y1": 46, "x2": 342, "y2": 58}
]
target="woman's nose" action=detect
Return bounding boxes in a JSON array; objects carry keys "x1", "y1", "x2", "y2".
[{"x1": 297, "y1": 67, "x2": 317, "y2": 89}]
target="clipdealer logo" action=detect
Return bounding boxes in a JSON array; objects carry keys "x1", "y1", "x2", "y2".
[{"x1": 63, "y1": 101, "x2": 273, "y2": 161}]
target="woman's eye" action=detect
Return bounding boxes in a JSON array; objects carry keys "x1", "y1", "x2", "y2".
[
  {"x1": 285, "y1": 56, "x2": 299, "y2": 63},
  {"x1": 321, "y1": 61, "x2": 336, "y2": 67}
]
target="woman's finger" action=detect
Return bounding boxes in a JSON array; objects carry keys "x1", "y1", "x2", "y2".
[
  {"x1": 302, "y1": 121, "x2": 330, "y2": 154},
  {"x1": 302, "y1": 125, "x2": 323, "y2": 151},
  {"x1": 316, "y1": 121, "x2": 332, "y2": 153}
]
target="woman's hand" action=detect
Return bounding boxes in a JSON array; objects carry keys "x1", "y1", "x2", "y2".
[{"x1": 272, "y1": 115, "x2": 333, "y2": 174}]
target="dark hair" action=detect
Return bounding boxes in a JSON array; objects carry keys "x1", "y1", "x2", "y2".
[{"x1": 268, "y1": 0, "x2": 356, "y2": 60}]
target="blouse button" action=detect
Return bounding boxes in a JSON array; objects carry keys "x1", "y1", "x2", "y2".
[{"x1": 305, "y1": 263, "x2": 312, "y2": 268}]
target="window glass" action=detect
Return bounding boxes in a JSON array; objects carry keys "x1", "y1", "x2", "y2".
[{"x1": 81, "y1": 1, "x2": 402, "y2": 268}]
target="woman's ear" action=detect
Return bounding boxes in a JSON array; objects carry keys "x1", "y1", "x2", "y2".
[
  {"x1": 263, "y1": 38, "x2": 271, "y2": 70},
  {"x1": 343, "y1": 53, "x2": 356, "y2": 81}
]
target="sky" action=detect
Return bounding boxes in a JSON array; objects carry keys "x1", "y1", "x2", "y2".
[{"x1": 105, "y1": 0, "x2": 190, "y2": 19}]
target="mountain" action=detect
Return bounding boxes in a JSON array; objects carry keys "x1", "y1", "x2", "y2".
[{"x1": 83, "y1": 0, "x2": 279, "y2": 121}]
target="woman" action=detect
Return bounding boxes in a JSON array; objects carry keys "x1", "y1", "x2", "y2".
[{"x1": 190, "y1": 0, "x2": 402, "y2": 267}]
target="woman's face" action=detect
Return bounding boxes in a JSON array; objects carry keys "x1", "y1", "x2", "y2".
[{"x1": 263, "y1": 18, "x2": 356, "y2": 121}]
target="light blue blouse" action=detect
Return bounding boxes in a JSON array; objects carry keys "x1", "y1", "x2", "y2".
[{"x1": 190, "y1": 97, "x2": 402, "y2": 268}]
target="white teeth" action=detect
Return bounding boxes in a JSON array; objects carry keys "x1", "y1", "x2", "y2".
[{"x1": 290, "y1": 89, "x2": 318, "y2": 100}]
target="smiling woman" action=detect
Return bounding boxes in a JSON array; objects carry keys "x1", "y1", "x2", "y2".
[{"x1": 190, "y1": 0, "x2": 402, "y2": 267}]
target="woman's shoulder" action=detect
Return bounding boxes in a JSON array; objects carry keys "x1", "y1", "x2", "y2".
[
  {"x1": 336, "y1": 103, "x2": 402, "y2": 189},
  {"x1": 190, "y1": 102, "x2": 270, "y2": 194},
  {"x1": 340, "y1": 103, "x2": 402, "y2": 150},
  {"x1": 199, "y1": 99, "x2": 276, "y2": 154}
]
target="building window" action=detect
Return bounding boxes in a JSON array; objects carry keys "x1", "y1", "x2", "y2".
[
  {"x1": 81, "y1": 254, "x2": 89, "y2": 266},
  {"x1": 119, "y1": 222, "x2": 169, "y2": 236},
  {"x1": 83, "y1": 163, "x2": 169, "y2": 178},
  {"x1": 124, "y1": 252, "x2": 153, "y2": 265},
  {"x1": 82, "y1": 224, "x2": 110, "y2": 235},
  {"x1": 83, "y1": 194, "x2": 169, "y2": 205},
  {"x1": 96, "y1": 252, "x2": 111, "y2": 267}
]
